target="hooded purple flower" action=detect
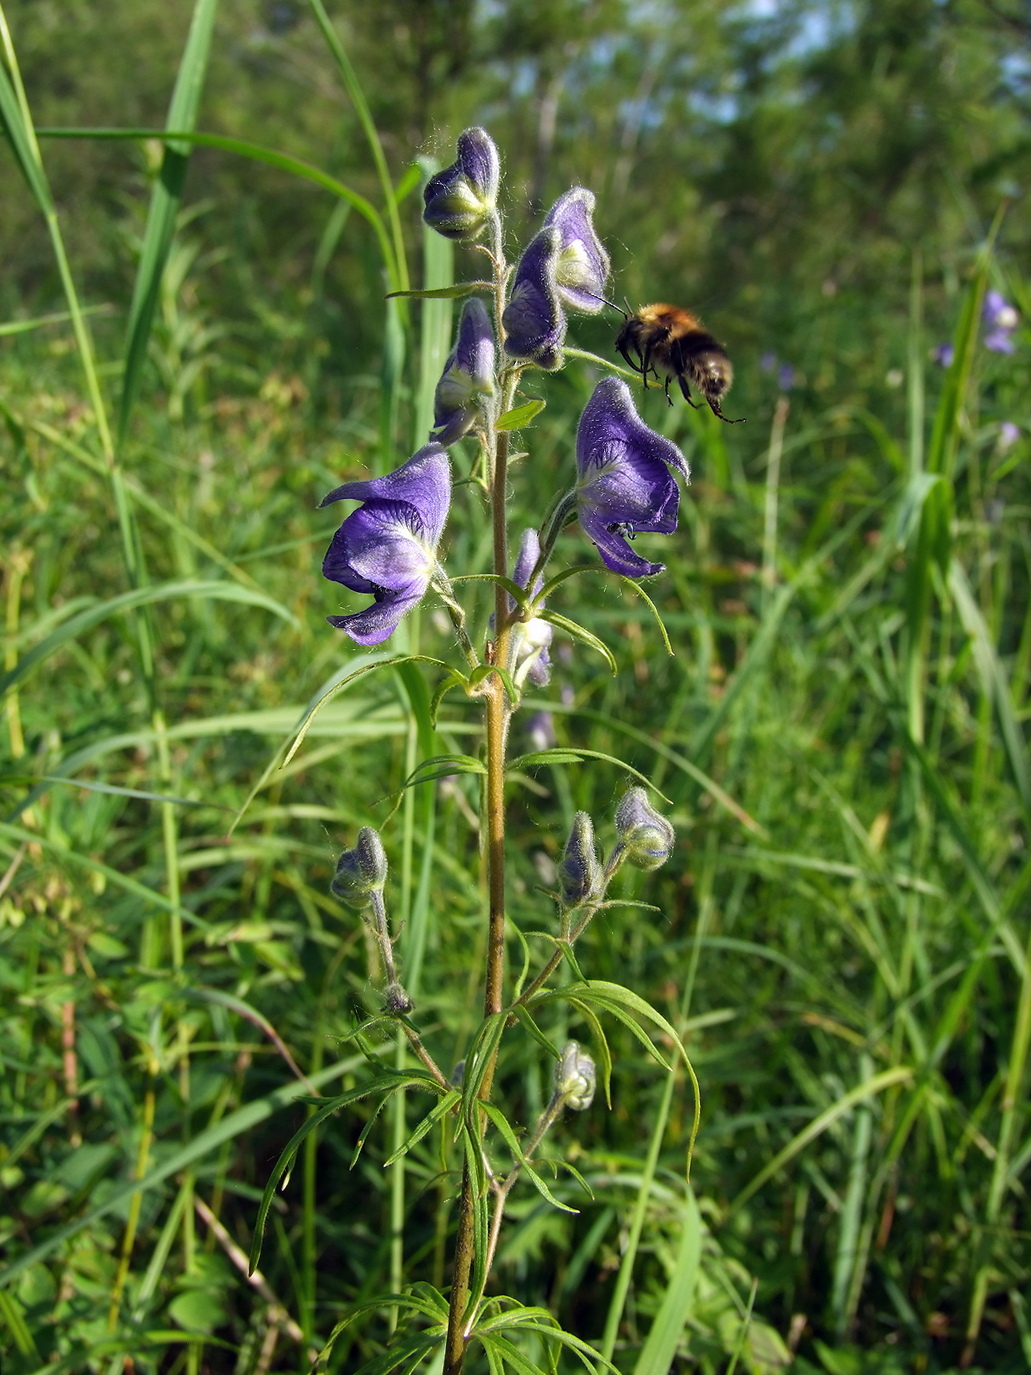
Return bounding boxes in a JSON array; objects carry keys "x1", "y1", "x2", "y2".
[
  {"x1": 509, "y1": 528, "x2": 552, "y2": 686},
  {"x1": 502, "y1": 227, "x2": 567, "y2": 370},
  {"x1": 423, "y1": 128, "x2": 501, "y2": 242},
  {"x1": 432, "y1": 297, "x2": 496, "y2": 445},
  {"x1": 575, "y1": 377, "x2": 689, "y2": 578},
  {"x1": 321, "y1": 444, "x2": 451, "y2": 646},
  {"x1": 932, "y1": 342, "x2": 954, "y2": 368},
  {"x1": 542, "y1": 187, "x2": 610, "y2": 315},
  {"x1": 983, "y1": 289, "x2": 1019, "y2": 354}
]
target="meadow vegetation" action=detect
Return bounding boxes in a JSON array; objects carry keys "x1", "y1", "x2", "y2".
[{"x1": 0, "y1": 1, "x2": 1029, "y2": 1372}]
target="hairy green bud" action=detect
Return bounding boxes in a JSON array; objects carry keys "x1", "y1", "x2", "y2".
[
  {"x1": 614, "y1": 787, "x2": 675, "y2": 871},
  {"x1": 330, "y1": 826, "x2": 388, "y2": 910}
]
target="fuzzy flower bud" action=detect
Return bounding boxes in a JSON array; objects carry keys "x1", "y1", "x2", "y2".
[
  {"x1": 384, "y1": 981, "x2": 414, "y2": 1016},
  {"x1": 431, "y1": 297, "x2": 496, "y2": 445},
  {"x1": 423, "y1": 127, "x2": 500, "y2": 242},
  {"x1": 330, "y1": 827, "x2": 388, "y2": 909},
  {"x1": 614, "y1": 787, "x2": 675, "y2": 871},
  {"x1": 557, "y1": 811, "x2": 600, "y2": 907},
  {"x1": 502, "y1": 227, "x2": 567, "y2": 370},
  {"x1": 555, "y1": 1040, "x2": 596, "y2": 1112}
]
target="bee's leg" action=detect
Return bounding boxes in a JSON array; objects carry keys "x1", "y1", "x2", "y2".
[
  {"x1": 617, "y1": 342, "x2": 642, "y2": 374},
  {"x1": 664, "y1": 375, "x2": 674, "y2": 407},
  {"x1": 677, "y1": 375, "x2": 702, "y2": 409},
  {"x1": 708, "y1": 398, "x2": 746, "y2": 424}
]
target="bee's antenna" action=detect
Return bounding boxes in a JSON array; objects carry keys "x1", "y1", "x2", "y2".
[{"x1": 583, "y1": 291, "x2": 628, "y2": 319}]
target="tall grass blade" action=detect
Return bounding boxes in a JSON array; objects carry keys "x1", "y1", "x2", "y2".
[{"x1": 117, "y1": 0, "x2": 218, "y2": 449}]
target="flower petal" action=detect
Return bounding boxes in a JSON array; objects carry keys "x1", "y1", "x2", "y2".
[
  {"x1": 543, "y1": 187, "x2": 610, "y2": 314},
  {"x1": 574, "y1": 377, "x2": 689, "y2": 577},
  {"x1": 502, "y1": 228, "x2": 567, "y2": 369},
  {"x1": 321, "y1": 444, "x2": 451, "y2": 546}
]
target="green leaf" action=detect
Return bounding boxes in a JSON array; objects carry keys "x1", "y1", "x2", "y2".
[
  {"x1": 386, "y1": 281, "x2": 492, "y2": 299},
  {"x1": 507, "y1": 749, "x2": 668, "y2": 802},
  {"x1": 632, "y1": 1190, "x2": 702, "y2": 1375},
  {"x1": 117, "y1": 0, "x2": 218, "y2": 448},
  {"x1": 383, "y1": 1089, "x2": 461, "y2": 1167},
  {"x1": 402, "y1": 753, "x2": 486, "y2": 789},
  {"x1": 539, "y1": 609, "x2": 618, "y2": 673},
  {"x1": 249, "y1": 1072, "x2": 438, "y2": 1272},
  {"x1": 479, "y1": 1102, "x2": 579, "y2": 1213},
  {"x1": 496, "y1": 399, "x2": 547, "y2": 431}
]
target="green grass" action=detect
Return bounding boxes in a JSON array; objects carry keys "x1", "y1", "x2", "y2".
[{"x1": 1, "y1": 4, "x2": 1030, "y2": 1373}]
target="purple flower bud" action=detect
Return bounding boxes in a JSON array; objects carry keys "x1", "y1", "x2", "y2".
[
  {"x1": 509, "y1": 528, "x2": 552, "y2": 686},
  {"x1": 932, "y1": 342, "x2": 954, "y2": 368},
  {"x1": 542, "y1": 187, "x2": 610, "y2": 315},
  {"x1": 331, "y1": 827, "x2": 388, "y2": 909},
  {"x1": 423, "y1": 127, "x2": 500, "y2": 241},
  {"x1": 614, "y1": 787, "x2": 674, "y2": 871},
  {"x1": 384, "y1": 981, "x2": 414, "y2": 1016},
  {"x1": 555, "y1": 1039, "x2": 596, "y2": 1111},
  {"x1": 558, "y1": 811, "x2": 600, "y2": 907},
  {"x1": 432, "y1": 297, "x2": 496, "y2": 445},
  {"x1": 502, "y1": 227, "x2": 567, "y2": 370},
  {"x1": 321, "y1": 444, "x2": 451, "y2": 645},
  {"x1": 575, "y1": 377, "x2": 689, "y2": 578}
]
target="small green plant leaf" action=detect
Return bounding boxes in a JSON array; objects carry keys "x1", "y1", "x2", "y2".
[
  {"x1": 496, "y1": 399, "x2": 547, "y2": 431},
  {"x1": 402, "y1": 753, "x2": 486, "y2": 789},
  {"x1": 386, "y1": 281, "x2": 493, "y2": 299},
  {"x1": 539, "y1": 610, "x2": 618, "y2": 673},
  {"x1": 383, "y1": 1089, "x2": 461, "y2": 1167}
]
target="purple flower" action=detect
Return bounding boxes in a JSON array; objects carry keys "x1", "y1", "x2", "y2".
[
  {"x1": 984, "y1": 328, "x2": 1017, "y2": 355},
  {"x1": 502, "y1": 227, "x2": 567, "y2": 370},
  {"x1": 575, "y1": 377, "x2": 689, "y2": 578},
  {"x1": 999, "y1": 421, "x2": 1021, "y2": 452},
  {"x1": 983, "y1": 290, "x2": 1018, "y2": 332},
  {"x1": 983, "y1": 289, "x2": 1019, "y2": 354},
  {"x1": 423, "y1": 128, "x2": 500, "y2": 242},
  {"x1": 759, "y1": 350, "x2": 778, "y2": 373},
  {"x1": 321, "y1": 444, "x2": 451, "y2": 646},
  {"x1": 932, "y1": 342, "x2": 954, "y2": 368},
  {"x1": 542, "y1": 187, "x2": 610, "y2": 315},
  {"x1": 777, "y1": 362, "x2": 796, "y2": 391},
  {"x1": 432, "y1": 297, "x2": 496, "y2": 445},
  {"x1": 510, "y1": 528, "x2": 552, "y2": 686}
]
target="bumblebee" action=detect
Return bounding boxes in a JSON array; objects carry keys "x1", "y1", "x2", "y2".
[{"x1": 615, "y1": 303, "x2": 743, "y2": 424}]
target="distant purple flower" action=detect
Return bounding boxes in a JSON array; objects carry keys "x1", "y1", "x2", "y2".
[
  {"x1": 502, "y1": 227, "x2": 566, "y2": 370},
  {"x1": 983, "y1": 290, "x2": 1018, "y2": 331},
  {"x1": 777, "y1": 362, "x2": 796, "y2": 391},
  {"x1": 432, "y1": 297, "x2": 495, "y2": 445},
  {"x1": 575, "y1": 377, "x2": 689, "y2": 578},
  {"x1": 932, "y1": 342, "x2": 954, "y2": 368},
  {"x1": 423, "y1": 128, "x2": 500, "y2": 242},
  {"x1": 542, "y1": 187, "x2": 610, "y2": 315},
  {"x1": 999, "y1": 421, "x2": 1021, "y2": 452},
  {"x1": 983, "y1": 289, "x2": 1019, "y2": 354},
  {"x1": 984, "y1": 328, "x2": 1017, "y2": 355},
  {"x1": 526, "y1": 710, "x2": 556, "y2": 752},
  {"x1": 321, "y1": 445, "x2": 451, "y2": 646},
  {"x1": 510, "y1": 528, "x2": 552, "y2": 685},
  {"x1": 759, "y1": 350, "x2": 778, "y2": 373}
]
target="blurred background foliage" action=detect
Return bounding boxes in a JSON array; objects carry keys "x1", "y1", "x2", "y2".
[
  {"x1": 2, "y1": 0, "x2": 1028, "y2": 425},
  {"x1": 1, "y1": 1, "x2": 1030, "y2": 1373}
]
